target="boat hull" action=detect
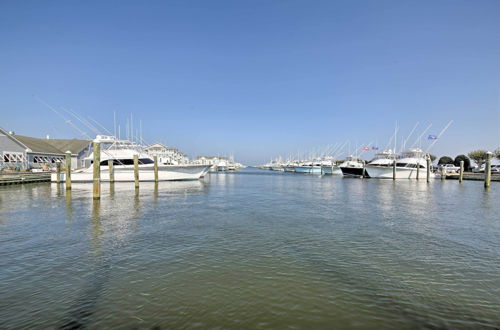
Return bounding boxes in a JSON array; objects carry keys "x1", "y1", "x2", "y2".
[
  {"x1": 340, "y1": 167, "x2": 367, "y2": 178},
  {"x1": 294, "y1": 166, "x2": 322, "y2": 174},
  {"x1": 365, "y1": 166, "x2": 435, "y2": 179},
  {"x1": 51, "y1": 164, "x2": 210, "y2": 182},
  {"x1": 321, "y1": 166, "x2": 342, "y2": 175}
]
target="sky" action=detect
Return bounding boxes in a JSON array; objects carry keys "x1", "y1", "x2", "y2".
[{"x1": 1, "y1": 0, "x2": 499, "y2": 165}]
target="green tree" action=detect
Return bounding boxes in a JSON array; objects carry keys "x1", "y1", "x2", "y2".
[
  {"x1": 429, "y1": 154, "x2": 437, "y2": 162},
  {"x1": 468, "y1": 150, "x2": 488, "y2": 167},
  {"x1": 454, "y1": 155, "x2": 471, "y2": 171},
  {"x1": 495, "y1": 148, "x2": 500, "y2": 160},
  {"x1": 438, "y1": 156, "x2": 453, "y2": 165}
]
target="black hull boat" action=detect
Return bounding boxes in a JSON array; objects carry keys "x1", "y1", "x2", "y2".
[{"x1": 340, "y1": 166, "x2": 369, "y2": 178}]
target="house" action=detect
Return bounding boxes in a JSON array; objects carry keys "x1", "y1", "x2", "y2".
[
  {"x1": 0, "y1": 127, "x2": 91, "y2": 170},
  {"x1": 145, "y1": 143, "x2": 189, "y2": 165}
]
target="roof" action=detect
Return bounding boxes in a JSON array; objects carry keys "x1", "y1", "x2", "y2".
[
  {"x1": 13, "y1": 135, "x2": 90, "y2": 155},
  {"x1": 44, "y1": 139, "x2": 91, "y2": 154}
]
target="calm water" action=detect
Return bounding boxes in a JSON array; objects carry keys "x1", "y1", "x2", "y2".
[{"x1": 1, "y1": 169, "x2": 499, "y2": 329}]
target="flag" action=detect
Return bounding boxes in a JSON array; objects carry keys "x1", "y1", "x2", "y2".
[
  {"x1": 362, "y1": 146, "x2": 369, "y2": 150},
  {"x1": 428, "y1": 135, "x2": 438, "y2": 140},
  {"x1": 372, "y1": 146, "x2": 379, "y2": 150}
]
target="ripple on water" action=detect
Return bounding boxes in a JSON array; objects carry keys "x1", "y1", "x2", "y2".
[{"x1": 0, "y1": 172, "x2": 499, "y2": 329}]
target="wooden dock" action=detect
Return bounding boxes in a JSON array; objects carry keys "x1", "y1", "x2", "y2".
[
  {"x1": 0, "y1": 172, "x2": 51, "y2": 185},
  {"x1": 444, "y1": 172, "x2": 500, "y2": 182}
]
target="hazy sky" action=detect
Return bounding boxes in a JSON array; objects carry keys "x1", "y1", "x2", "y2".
[{"x1": 1, "y1": 0, "x2": 499, "y2": 164}]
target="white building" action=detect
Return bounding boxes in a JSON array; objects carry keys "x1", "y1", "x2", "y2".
[{"x1": 145, "y1": 143, "x2": 189, "y2": 165}]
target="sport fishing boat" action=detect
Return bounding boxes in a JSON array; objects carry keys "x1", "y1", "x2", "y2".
[
  {"x1": 339, "y1": 156, "x2": 365, "y2": 177},
  {"x1": 363, "y1": 149, "x2": 398, "y2": 178},
  {"x1": 51, "y1": 135, "x2": 210, "y2": 182},
  {"x1": 365, "y1": 148, "x2": 434, "y2": 179},
  {"x1": 321, "y1": 159, "x2": 342, "y2": 175},
  {"x1": 294, "y1": 161, "x2": 322, "y2": 174}
]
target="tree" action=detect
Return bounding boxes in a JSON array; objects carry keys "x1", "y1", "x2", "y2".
[
  {"x1": 429, "y1": 154, "x2": 437, "y2": 162},
  {"x1": 454, "y1": 155, "x2": 471, "y2": 171},
  {"x1": 438, "y1": 156, "x2": 454, "y2": 165},
  {"x1": 495, "y1": 148, "x2": 500, "y2": 160},
  {"x1": 468, "y1": 150, "x2": 488, "y2": 167}
]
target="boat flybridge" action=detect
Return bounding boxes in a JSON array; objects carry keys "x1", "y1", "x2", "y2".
[
  {"x1": 365, "y1": 148, "x2": 434, "y2": 179},
  {"x1": 51, "y1": 135, "x2": 210, "y2": 182}
]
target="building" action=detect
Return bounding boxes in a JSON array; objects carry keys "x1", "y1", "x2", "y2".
[
  {"x1": 194, "y1": 156, "x2": 229, "y2": 166},
  {"x1": 145, "y1": 143, "x2": 189, "y2": 165},
  {"x1": 0, "y1": 127, "x2": 91, "y2": 170}
]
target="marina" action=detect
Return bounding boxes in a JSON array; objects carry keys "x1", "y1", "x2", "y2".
[
  {"x1": 1, "y1": 169, "x2": 499, "y2": 328},
  {"x1": 2, "y1": 0, "x2": 499, "y2": 328}
]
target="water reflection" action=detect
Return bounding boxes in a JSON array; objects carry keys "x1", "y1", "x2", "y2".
[{"x1": 1, "y1": 172, "x2": 499, "y2": 328}]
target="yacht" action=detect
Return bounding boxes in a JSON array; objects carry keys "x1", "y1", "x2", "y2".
[
  {"x1": 51, "y1": 136, "x2": 210, "y2": 182},
  {"x1": 339, "y1": 156, "x2": 365, "y2": 177},
  {"x1": 363, "y1": 149, "x2": 398, "y2": 178},
  {"x1": 294, "y1": 161, "x2": 322, "y2": 174},
  {"x1": 365, "y1": 148, "x2": 434, "y2": 179},
  {"x1": 321, "y1": 159, "x2": 342, "y2": 175}
]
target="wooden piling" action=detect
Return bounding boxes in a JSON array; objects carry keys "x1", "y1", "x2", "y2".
[
  {"x1": 56, "y1": 162, "x2": 61, "y2": 184},
  {"x1": 416, "y1": 161, "x2": 420, "y2": 180},
  {"x1": 426, "y1": 157, "x2": 431, "y2": 183},
  {"x1": 93, "y1": 142, "x2": 101, "y2": 200},
  {"x1": 65, "y1": 151, "x2": 71, "y2": 190},
  {"x1": 154, "y1": 155, "x2": 159, "y2": 182},
  {"x1": 459, "y1": 160, "x2": 464, "y2": 183},
  {"x1": 440, "y1": 166, "x2": 445, "y2": 180},
  {"x1": 392, "y1": 159, "x2": 396, "y2": 180},
  {"x1": 134, "y1": 154, "x2": 139, "y2": 189},
  {"x1": 484, "y1": 152, "x2": 492, "y2": 188},
  {"x1": 108, "y1": 159, "x2": 114, "y2": 183}
]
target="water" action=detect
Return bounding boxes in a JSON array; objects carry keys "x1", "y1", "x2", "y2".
[{"x1": 1, "y1": 169, "x2": 499, "y2": 329}]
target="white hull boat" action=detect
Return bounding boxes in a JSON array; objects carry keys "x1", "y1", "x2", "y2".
[
  {"x1": 51, "y1": 135, "x2": 210, "y2": 182},
  {"x1": 52, "y1": 164, "x2": 210, "y2": 182},
  {"x1": 365, "y1": 148, "x2": 434, "y2": 179},
  {"x1": 321, "y1": 166, "x2": 342, "y2": 175}
]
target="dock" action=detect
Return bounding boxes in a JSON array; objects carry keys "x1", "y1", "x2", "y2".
[
  {"x1": 0, "y1": 172, "x2": 51, "y2": 185},
  {"x1": 444, "y1": 172, "x2": 500, "y2": 182}
]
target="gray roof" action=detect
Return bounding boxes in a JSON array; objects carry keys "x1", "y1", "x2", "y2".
[
  {"x1": 44, "y1": 139, "x2": 91, "y2": 154},
  {"x1": 13, "y1": 135, "x2": 90, "y2": 155}
]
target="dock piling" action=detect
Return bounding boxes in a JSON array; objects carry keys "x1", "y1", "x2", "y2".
[
  {"x1": 134, "y1": 154, "x2": 139, "y2": 189},
  {"x1": 392, "y1": 159, "x2": 396, "y2": 180},
  {"x1": 108, "y1": 159, "x2": 114, "y2": 183},
  {"x1": 484, "y1": 152, "x2": 493, "y2": 188},
  {"x1": 426, "y1": 157, "x2": 431, "y2": 182},
  {"x1": 93, "y1": 142, "x2": 101, "y2": 200},
  {"x1": 154, "y1": 155, "x2": 159, "y2": 182},
  {"x1": 416, "y1": 161, "x2": 420, "y2": 180},
  {"x1": 459, "y1": 160, "x2": 464, "y2": 182},
  {"x1": 56, "y1": 162, "x2": 61, "y2": 184},
  {"x1": 65, "y1": 151, "x2": 71, "y2": 190}
]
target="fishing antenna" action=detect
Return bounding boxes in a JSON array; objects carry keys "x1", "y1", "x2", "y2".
[
  {"x1": 61, "y1": 107, "x2": 101, "y2": 136},
  {"x1": 426, "y1": 120, "x2": 453, "y2": 152},
  {"x1": 410, "y1": 124, "x2": 432, "y2": 149},
  {"x1": 35, "y1": 96, "x2": 89, "y2": 138}
]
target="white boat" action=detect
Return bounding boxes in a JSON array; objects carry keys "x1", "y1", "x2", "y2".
[
  {"x1": 51, "y1": 136, "x2": 210, "y2": 182},
  {"x1": 320, "y1": 159, "x2": 342, "y2": 175},
  {"x1": 365, "y1": 148, "x2": 434, "y2": 179}
]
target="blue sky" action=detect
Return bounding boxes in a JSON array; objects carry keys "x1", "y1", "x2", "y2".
[{"x1": 1, "y1": 0, "x2": 499, "y2": 164}]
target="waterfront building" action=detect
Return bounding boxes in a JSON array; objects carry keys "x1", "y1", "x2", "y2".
[
  {"x1": 0, "y1": 127, "x2": 91, "y2": 170},
  {"x1": 145, "y1": 143, "x2": 189, "y2": 165}
]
